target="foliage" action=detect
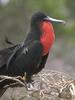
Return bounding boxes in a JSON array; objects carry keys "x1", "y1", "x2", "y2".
[{"x1": 0, "y1": 0, "x2": 75, "y2": 48}]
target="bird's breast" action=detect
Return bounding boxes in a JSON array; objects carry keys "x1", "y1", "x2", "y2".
[{"x1": 40, "y1": 21, "x2": 55, "y2": 55}]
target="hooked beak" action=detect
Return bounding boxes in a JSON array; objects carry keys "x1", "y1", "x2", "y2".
[{"x1": 44, "y1": 16, "x2": 66, "y2": 24}]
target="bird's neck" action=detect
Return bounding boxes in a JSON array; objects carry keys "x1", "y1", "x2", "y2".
[
  {"x1": 40, "y1": 21, "x2": 55, "y2": 56},
  {"x1": 30, "y1": 22, "x2": 42, "y2": 40}
]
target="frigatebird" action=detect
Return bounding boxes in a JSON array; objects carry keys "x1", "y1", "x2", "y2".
[{"x1": 0, "y1": 12, "x2": 65, "y2": 82}]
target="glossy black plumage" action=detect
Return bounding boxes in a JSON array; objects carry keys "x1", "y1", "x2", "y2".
[
  {"x1": 0, "y1": 11, "x2": 65, "y2": 82},
  {"x1": 0, "y1": 12, "x2": 49, "y2": 82}
]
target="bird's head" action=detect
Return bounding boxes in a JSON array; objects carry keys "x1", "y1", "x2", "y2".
[{"x1": 31, "y1": 11, "x2": 65, "y2": 27}]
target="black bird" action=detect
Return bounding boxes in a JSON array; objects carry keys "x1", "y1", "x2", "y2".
[{"x1": 0, "y1": 12, "x2": 65, "y2": 82}]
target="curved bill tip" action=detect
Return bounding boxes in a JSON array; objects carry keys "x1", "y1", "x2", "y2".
[
  {"x1": 44, "y1": 16, "x2": 66, "y2": 25},
  {"x1": 60, "y1": 20, "x2": 66, "y2": 25}
]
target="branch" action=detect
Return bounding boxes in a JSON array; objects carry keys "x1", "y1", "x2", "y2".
[{"x1": 0, "y1": 75, "x2": 26, "y2": 97}]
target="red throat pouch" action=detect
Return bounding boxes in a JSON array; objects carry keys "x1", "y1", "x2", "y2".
[{"x1": 40, "y1": 21, "x2": 55, "y2": 55}]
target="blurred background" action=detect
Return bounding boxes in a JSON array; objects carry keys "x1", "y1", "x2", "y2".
[{"x1": 0, "y1": 0, "x2": 75, "y2": 77}]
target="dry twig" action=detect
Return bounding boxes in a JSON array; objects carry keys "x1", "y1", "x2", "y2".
[{"x1": 0, "y1": 75, "x2": 26, "y2": 97}]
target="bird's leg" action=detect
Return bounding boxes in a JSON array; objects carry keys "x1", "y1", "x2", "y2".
[
  {"x1": 24, "y1": 73, "x2": 37, "y2": 90},
  {"x1": 19, "y1": 72, "x2": 37, "y2": 90},
  {"x1": 26, "y1": 74, "x2": 33, "y2": 83}
]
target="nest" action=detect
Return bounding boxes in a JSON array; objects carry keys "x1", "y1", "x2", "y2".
[{"x1": 0, "y1": 70, "x2": 75, "y2": 100}]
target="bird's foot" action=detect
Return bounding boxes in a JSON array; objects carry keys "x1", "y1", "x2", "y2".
[
  {"x1": 22, "y1": 72, "x2": 37, "y2": 90},
  {"x1": 26, "y1": 82, "x2": 38, "y2": 91},
  {"x1": 26, "y1": 82, "x2": 35, "y2": 90}
]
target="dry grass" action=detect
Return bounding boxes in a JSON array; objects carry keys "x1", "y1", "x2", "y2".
[{"x1": 0, "y1": 70, "x2": 75, "y2": 100}]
